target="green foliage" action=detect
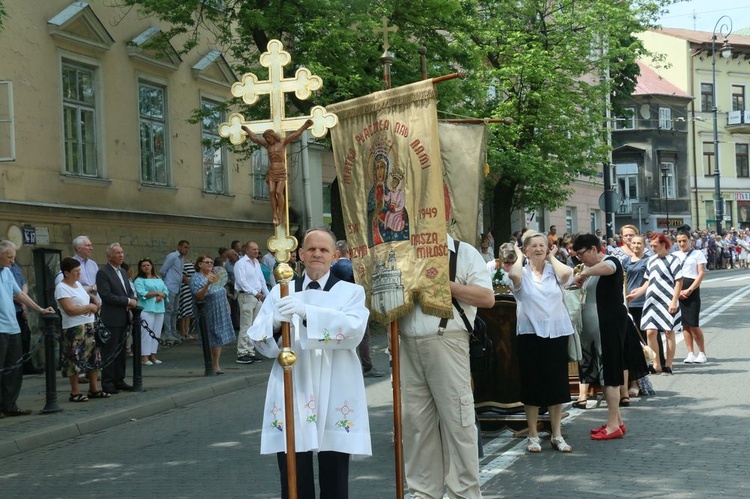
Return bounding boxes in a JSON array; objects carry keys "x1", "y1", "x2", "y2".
[
  {"x1": 0, "y1": 1, "x2": 5, "y2": 33},
  {"x1": 124, "y1": 0, "x2": 672, "y2": 232}
]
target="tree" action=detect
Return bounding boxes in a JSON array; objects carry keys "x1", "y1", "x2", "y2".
[
  {"x1": 0, "y1": 1, "x2": 6, "y2": 32},
  {"x1": 456, "y1": 0, "x2": 672, "y2": 241},
  {"x1": 123, "y1": 0, "x2": 671, "y2": 241}
]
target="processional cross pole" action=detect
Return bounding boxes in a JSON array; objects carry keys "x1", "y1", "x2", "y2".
[
  {"x1": 374, "y1": 16, "x2": 398, "y2": 90},
  {"x1": 218, "y1": 39, "x2": 337, "y2": 499}
]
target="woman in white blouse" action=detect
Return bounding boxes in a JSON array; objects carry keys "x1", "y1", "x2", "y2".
[
  {"x1": 675, "y1": 231, "x2": 708, "y2": 364},
  {"x1": 509, "y1": 231, "x2": 574, "y2": 453}
]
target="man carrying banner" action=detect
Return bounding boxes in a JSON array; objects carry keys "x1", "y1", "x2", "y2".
[
  {"x1": 398, "y1": 234, "x2": 494, "y2": 499},
  {"x1": 247, "y1": 228, "x2": 371, "y2": 499}
]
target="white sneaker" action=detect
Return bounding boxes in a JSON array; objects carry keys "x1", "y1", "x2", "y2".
[
  {"x1": 693, "y1": 352, "x2": 708, "y2": 364},
  {"x1": 682, "y1": 352, "x2": 696, "y2": 364}
]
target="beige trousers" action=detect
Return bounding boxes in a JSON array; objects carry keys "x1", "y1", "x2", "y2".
[
  {"x1": 401, "y1": 331, "x2": 482, "y2": 499},
  {"x1": 237, "y1": 293, "x2": 261, "y2": 356}
]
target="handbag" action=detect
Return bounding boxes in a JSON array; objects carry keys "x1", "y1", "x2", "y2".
[
  {"x1": 93, "y1": 315, "x2": 111, "y2": 346},
  {"x1": 441, "y1": 239, "x2": 493, "y2": 373},
  {"x1": 631, "y1": 315, "x2": 656, "y2": 362},
  {"x1": 558, "y1": 280, "x2": 584, "y2": 362}
]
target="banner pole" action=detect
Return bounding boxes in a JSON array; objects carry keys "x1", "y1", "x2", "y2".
[{"x1": 390, "y1": 320, "x2": 405, "y2": 497}]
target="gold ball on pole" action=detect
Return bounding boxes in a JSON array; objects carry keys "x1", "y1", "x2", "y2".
[
  {"x1": 278, "y1": 347, "x2": 297, "y2": 370},
  {"x1": 274, "y1": 262, "x2": 295, "y2": 282}
]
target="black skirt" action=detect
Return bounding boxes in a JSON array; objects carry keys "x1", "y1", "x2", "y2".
[
  {"x1": 679, "y1": 278, "x2": 701, "y2": 327},
  {"x1": 517, "y1": 334, "x2": 571, "y2": 407}
]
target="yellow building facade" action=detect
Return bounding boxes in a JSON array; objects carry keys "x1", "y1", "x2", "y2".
[{"x1": 0, "y1": 1, "x2": 319, "y2": 307}]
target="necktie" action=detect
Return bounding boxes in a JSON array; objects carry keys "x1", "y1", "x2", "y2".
[{"x1": 307, "y1": 281, "x2": 320, "y2": 290}]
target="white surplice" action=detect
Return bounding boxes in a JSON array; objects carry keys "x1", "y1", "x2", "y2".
[{"x1": 247, "y1": 279, "x2": 372, "y2": 456}]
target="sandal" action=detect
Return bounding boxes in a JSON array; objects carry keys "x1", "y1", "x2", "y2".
[
  {"x1": 619, "y1": 397, "x2": 630, "y2": 407},
  {"x1": 526, "y1": 436, "x2": 542, "y2": 453},
  {"x1": 550, "y1": 436, "x2": 572, "y2": 453},
  {"x1": 69, "y1": 393, "x2": 89, "y2": 403},
  {"x1": 87, "y1": 390, "x2": 111, "y2": 399},
  {"x1": 572, "y1": 399, "x2": 588, "y2": 409}
]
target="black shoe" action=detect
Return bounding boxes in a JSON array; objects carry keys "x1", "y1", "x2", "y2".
[
  {"x1": 116, "y1": 382, "x2": 134, "y2": 391},
  {"x1": 250, "y1": 354, "x2": 263, "y2": 363},
  {"x1": 3, "y1": 408, "x2": 32, "y2": 417},
  {"x1": 236, "y1": 355, "x2": 254, "y2": 364},
  {"x1": 102, "y1": 385, "x2": 118, "y2": 395},
  {"x1": 363, "y1": 368, "x2": 384, "y2": 378}
]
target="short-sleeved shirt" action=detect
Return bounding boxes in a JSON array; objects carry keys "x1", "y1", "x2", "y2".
[
  {"x1": 511, "y1": 263, "x2": 574, "y2": 339},
  {"x1": 10, "y1": 263, "x2": 26, "y2": 313},
  {"x1": 55, "y1": 281, "x2": 94, "y2": 329},
  {"x1": 0, "y1": 267, "x2": 22, "y2": 334},
  {"x1": 674, "y1": 250, "x2": 707, "y2": 279},
  {"x1": 399, "y1": 235, "x2": 492, "y2": 338}
]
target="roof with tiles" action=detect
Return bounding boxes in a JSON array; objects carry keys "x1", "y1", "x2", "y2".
[
  {"x1": 652, "y1": 27, "x2": 750, "y2": 47},
  {"x1": 633, "y1": 61, "x2": 692, "y2": 99}
]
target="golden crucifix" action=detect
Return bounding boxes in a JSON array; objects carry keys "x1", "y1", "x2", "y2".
[{"x1": 218, "y1": 39, "x2": 336, "y2": 499}]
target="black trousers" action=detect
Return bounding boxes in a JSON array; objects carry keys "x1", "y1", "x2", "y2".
[
  {"x1": 277, "y1": 451, "x2": 350, "y2": 499},
  {"x1": 0, "y1": 333, "x2": 23, "y2": 412},
  {"x1": 16, "y1": 311, "x2": 35, "y2": 372},
  {"x1": 101, "y1": 326, "x2": 128, "y2": 389}
]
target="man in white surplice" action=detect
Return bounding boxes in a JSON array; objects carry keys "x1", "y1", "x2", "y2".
[{"x1": 248, "y1": 228, "x2": 371, "y2": 499}]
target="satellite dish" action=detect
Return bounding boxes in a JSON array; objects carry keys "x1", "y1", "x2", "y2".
[{"x1": 640, "y1": 105, "x2": 651, "y2": 119}]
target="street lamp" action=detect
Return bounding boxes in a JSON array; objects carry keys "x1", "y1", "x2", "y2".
[
  {"x1": 662, "y1": 163, "x2": 670, "y2": 232},
  {"x1": 712, "y1": 15, "x2": 733, "y2": 235}
]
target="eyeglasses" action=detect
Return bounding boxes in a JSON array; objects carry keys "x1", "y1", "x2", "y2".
[{"x1": 202, "y1": 260, "x2": 214, "y2": 265}]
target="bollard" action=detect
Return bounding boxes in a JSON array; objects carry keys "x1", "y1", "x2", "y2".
[
  {"x1": 131, "y1": 307, "x2": 144, "y2": 392},
  {"x1": 40, "y1": 313, "x2": 62, "y2": 414},
  {"x1": 196, "y1": 301, "x2": 216, "y2": 377}
]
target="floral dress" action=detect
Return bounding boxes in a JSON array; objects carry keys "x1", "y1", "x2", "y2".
[{"x1": 190, "y1": 273, "x2": 235, "y2": 347}]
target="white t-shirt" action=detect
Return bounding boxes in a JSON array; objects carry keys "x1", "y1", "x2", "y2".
[
  {"x1": 674, "y1": 249, "x2": 707, "y2": 279},
  {"x1": 55, "y1": 281, "x2": 94, "y2": 329}
]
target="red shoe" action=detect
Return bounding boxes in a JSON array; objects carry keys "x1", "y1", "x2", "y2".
[
  {"x1": 591, "y1": 427, "x2": 624, "y2": 440},
  {"x1": 591, "y1": 424, "x2": 626, "y2": 435}
]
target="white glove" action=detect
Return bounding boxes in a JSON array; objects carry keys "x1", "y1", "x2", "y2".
[{"x1": 277, "y1": 295, "x2": 306, "y2": 321}]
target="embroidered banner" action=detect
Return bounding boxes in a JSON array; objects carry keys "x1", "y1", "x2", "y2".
[
  {"x1": 328, "y1": 80, "x2": 452, "y2": 323},
  {"x1": 439, "y1": 122, "x2": 487, "y2": 245}
]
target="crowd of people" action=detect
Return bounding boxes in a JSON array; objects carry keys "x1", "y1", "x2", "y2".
[{"x1": 480, "y1": 221, "x2": 723, "y2": 454}]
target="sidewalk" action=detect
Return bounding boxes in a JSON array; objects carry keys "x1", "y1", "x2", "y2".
[{"x1": 0, "y1": 339, "x2": 272, "y2": 459}]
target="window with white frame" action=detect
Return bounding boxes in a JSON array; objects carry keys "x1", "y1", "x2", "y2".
[
  {"x1": 702, "y1": 142, "x2": 715, "y2": 176},
  {"x1": 62, "y1": 62, "x2": 99, "y2": 176},
  {"x1": 659, "y1": 107, "x2": 672, "y2": 130},
  {"x1": 660, "y1": 162, "x2": 675, "y2": 199},
  {"x1": 565, "y1": 207, "x2": 577, "y2": 233},
  {"x1": 590, "y1": 210, "x2": 599, "y2": 234},
  {"x1": 701, "y1": 82, "x2": 714, "y2": 112},
  {"x1": 614, "y1": 107, "x2": 635, "y2": 130},
  {"x1": 0, "y1": 81, "x2": 14, "y2": 161},
  {"x1": 737, "y1": 143, "x2": 749, "y2": 178},
  {"x1": 732, "y1": 84, "x2": 745, "y2": 112},
  {"x1": 138, "y1": 81, "x2": 168, "y2": 185},
  {"x1": 201, "y1": 98, "x2": 227, "y2": 194}
]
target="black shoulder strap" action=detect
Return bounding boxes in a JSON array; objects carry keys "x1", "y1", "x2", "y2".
[{"x1": 439, "y1": 240, "x2": 473, "y2": 333}]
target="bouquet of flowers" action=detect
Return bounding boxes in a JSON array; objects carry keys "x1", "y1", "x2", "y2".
[{"x1": 493, "y1": 267, "x2": 510, "y2": 288}]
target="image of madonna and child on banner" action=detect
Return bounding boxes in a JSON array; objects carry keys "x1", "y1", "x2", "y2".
[{"x1": 328, "y1": 79, "x2": 487, "y2": 323}]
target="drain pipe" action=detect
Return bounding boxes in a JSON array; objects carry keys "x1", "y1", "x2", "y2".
[{"x1": 300, "y1": 132, "x2": 314, "y2": 230}]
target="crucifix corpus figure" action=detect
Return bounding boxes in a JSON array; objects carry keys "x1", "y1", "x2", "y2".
[{"x1": 242, "y1": 119, "x2": 313, "y2": 226}]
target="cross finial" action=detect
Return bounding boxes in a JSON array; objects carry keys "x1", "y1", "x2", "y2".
[{"x1": 374, "y1": 16, "x2": 398, "y2": 53}]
